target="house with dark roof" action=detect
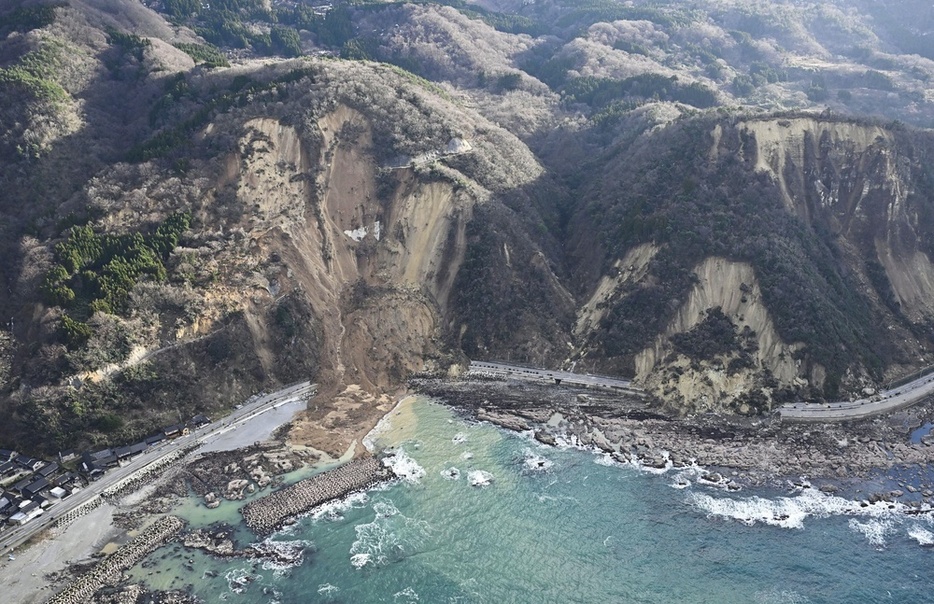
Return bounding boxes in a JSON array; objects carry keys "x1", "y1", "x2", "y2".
[
  {"x1": 0, "y1": 449, "x2": 16, "y2": 462},
  {"x1": 12, "y1": 477, "x2": 32, "y2": 495},
  {"x1": 14, "y1": 454, "x2": 43, "y2": 471},
  {"x1": 79, "y1": 453, "x2": 106, "y2": 479},
  {"x1": 59, "y1": 449, "x2": 78, "y2": 463},
  {"x1": 163, "y1": 424, "x2": 189, "y2": 438},
  {"x1": 0, "y1": 461, "x2": 14, "y2": 476},
  {"x1": 145, "y1": 434, "x2": 166, "y2": 446},
  {"x1": 36, "y1": 461, "x2": 59, "y2": 478},
  {"x1": 23, "y1": 477, "x2": 50, "y2": 499},
  {"x1": 9, "y1": 500, "x2": 42, "y2": 525},
  {"x1": 54, "y1": 471, "x2": 81, "y2": 488},
  {"x1": 190, "y1": 414, "x2": 210, "y2": 427}
]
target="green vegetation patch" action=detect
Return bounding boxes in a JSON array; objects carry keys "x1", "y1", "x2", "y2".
[
  {"x1": 0, "y1": 2, "x2": 63, "y2": 35},
  {"x1": 0, "y1": 41, "x2": 69, "y2": 105},
  {"x1": 174, "y1": 42, "x2": 231, "y2": 68},
  {"x1": 564, "y1": 74, "x2": 719, "y2": 112},
  {"x1": 42, "y1": 213, "x2": 192, "y2": 344}
]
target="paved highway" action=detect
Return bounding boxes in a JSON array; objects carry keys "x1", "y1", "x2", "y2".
[
  {"x1": 0, "y1": 380, "x2": 316, "y2": 556},
  {"x1": 779, "y1": 371, "x2": 934, "y2": 422},
  {"x1": 472, "y1": 359, "x2": 934, "y2": 422},
  {"x1": 470, "y1": 360, "x2": 641, "y2": 392}
]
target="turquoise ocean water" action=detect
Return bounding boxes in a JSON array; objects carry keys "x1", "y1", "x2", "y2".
[{"x1": 129, "y1": 398, "x2": 934, "y2": 603}]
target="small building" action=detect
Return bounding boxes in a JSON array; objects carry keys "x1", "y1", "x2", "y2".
[
  {"x1": 79, "y1": 453, "x2": 106, "y2": 479},
  {"x1": 14, "y1": 455, "x2": 43, "y2": 471},
  {"x1": 23, "y1": 477, "x2": 50, "y2": 499},
  {"x1": 163, "y1": 424, "x2": 190, "y2": 438},
  {"x1": 54, "y1": 472, "x2": 81, "y2": 488},
  {"x1": 189, "y1": 414, "x2": 210, "y2": 428},
  {"x1": 36, "y1": 462, "x2": 59, "y2": 478},
  {"x1": 0, "y1": 461, "x2": 14, "y2": 476},
  {"x1": 0, "y1": 449, "x2": 15, "y2": 462},
  {"x1": 8, "y1": 501, "x2": 43, "y2": 525},
  {"x1": 48, "y1": 486, "x2": 68, "y2": 500},
  {"x1": 58, "y1": 449, "x2": 78, "y2": 463},
  {"x1": 12, "y1": 477, "x2": 32, "y2": 495}
]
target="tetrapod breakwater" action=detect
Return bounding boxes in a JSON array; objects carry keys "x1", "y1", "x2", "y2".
[
  {"x1": 240, "y1": 456, "x2": 394, "y2": 534},
  {"x1": 45, "y1": 515, "x2": 185, "y2": 604}
]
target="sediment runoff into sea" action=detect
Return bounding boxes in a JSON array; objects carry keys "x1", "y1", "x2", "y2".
[{"x1": 98, "y1": 396, "x2": 934, "y2": 602}]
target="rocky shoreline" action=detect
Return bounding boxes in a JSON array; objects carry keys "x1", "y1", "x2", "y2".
[
  {"x1": 414, "y1": 376, "x2": 934, "y2": 507},
  {"x1": 47, "y1": 515, "x2": 186, "y2": 604},
  {"x1": 241, "y1": 455, "x2": 395, "y2": 534}
]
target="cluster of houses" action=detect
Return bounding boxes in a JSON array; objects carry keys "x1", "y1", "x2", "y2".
[
  {"x1": 0, "y1": 449, "x2": 82, "y2": 526},
  {"x1": 0, "y1": 414, "x2": 211, "y2": 529}
]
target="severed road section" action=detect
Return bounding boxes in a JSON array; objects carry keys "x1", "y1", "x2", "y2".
[{"x1": 0, "y1": 380, "x2": 316, "y2": 556}]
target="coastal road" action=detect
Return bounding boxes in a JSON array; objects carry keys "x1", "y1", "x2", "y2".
[
  {"x1": 779, "y1": 371, "x2": 934, "y2": 422},
  {"x1": 0, "y1": 380, "x2": 316, "y2": 556},
  {"x1": 469, "y1": 360, "x2": 642, "y2": 393}
]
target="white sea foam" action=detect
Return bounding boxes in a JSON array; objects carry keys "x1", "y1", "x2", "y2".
[
  {"x1": 461, "y1": 451, "x2": 474, "y2": 460},
  {"x1": 908, "y1": 525, "x2": 934, "y2": 546},
  {"x1": 441, "y1": 467, "x2": 461, "y2": 480},
  {"x1": 363, "y1": 397, "x2": 408, "y2": 452},
  {"x1": 304, "y1": 491, "x2": 370, "y2": 523},
  {"x1": 349, "y1": 499, "x2": 431, "y2": 568},
  {"x1": 593, "y1": 452, "x2": 620, "y2": 467},
  {"x1": 754, "y1": 588, "x2": 812, "y2": 603},
  {"x1": 317, "y1": 583, "x2": 340, "y2": 597},
  {"x1": 382, "y1": 448, "x2": 426, "y2": 484},
  {"x1": 394, "y1": 586, "x2": 420, "y2": 602},
  {"x1": 224, "y1": 567, "x2": 256, "y2": 594},
  {"x1": 848, "y1": 518, "x2": 894, "y2": 549},
  {"x1": 468, "y1": 470, "x2": 494, "y2": 487},
  {"x1": 689, "y1": 487, "x2": 907, "y2": 530},
  {"x1": 522, "y1": 448, "x2": 554, "y2": 472},
  {"x1": 670, "y1": 477, "x2": 691, "y2": 489},
  {"x1": 249, "y1": 537, "x2": 310, "y2": 574}
]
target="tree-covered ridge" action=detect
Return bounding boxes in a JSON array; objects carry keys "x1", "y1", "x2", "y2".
[
  {"x1": 0, "y1": 2, "x2": 63, "y2": 36},
  {"x1": 173, "y1": 42, "x2": 230, "y2": 68},
  {"x1": 42, "y1": 213, "x2": 191, "y2": 345}
]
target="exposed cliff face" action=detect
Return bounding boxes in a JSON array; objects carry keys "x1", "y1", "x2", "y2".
[
  {"x1": 570, "y1": 114, "x2": 934, "y2": 411},
  {"x1": 635, "y1": 257, "x2": 803, "y2": 414}
]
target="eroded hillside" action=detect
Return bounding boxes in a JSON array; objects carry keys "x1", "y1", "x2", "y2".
[
  {"x1": 4, "y1": 0, "x2": 934, "y2": 453},
  {"x1": 569, "y1": 115, "x2": 934, "y2": 413}
]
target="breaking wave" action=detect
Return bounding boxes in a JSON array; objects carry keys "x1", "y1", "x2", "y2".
[
  {"x1": 688, "y1": 487, "x2": 908, "y2": 530},
  {"x1": 348, "y1": 499, "x2": 431, "y2": 569},
  {"x1": 382, "y1": 448, "x2": 426, "y2": 484}
]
